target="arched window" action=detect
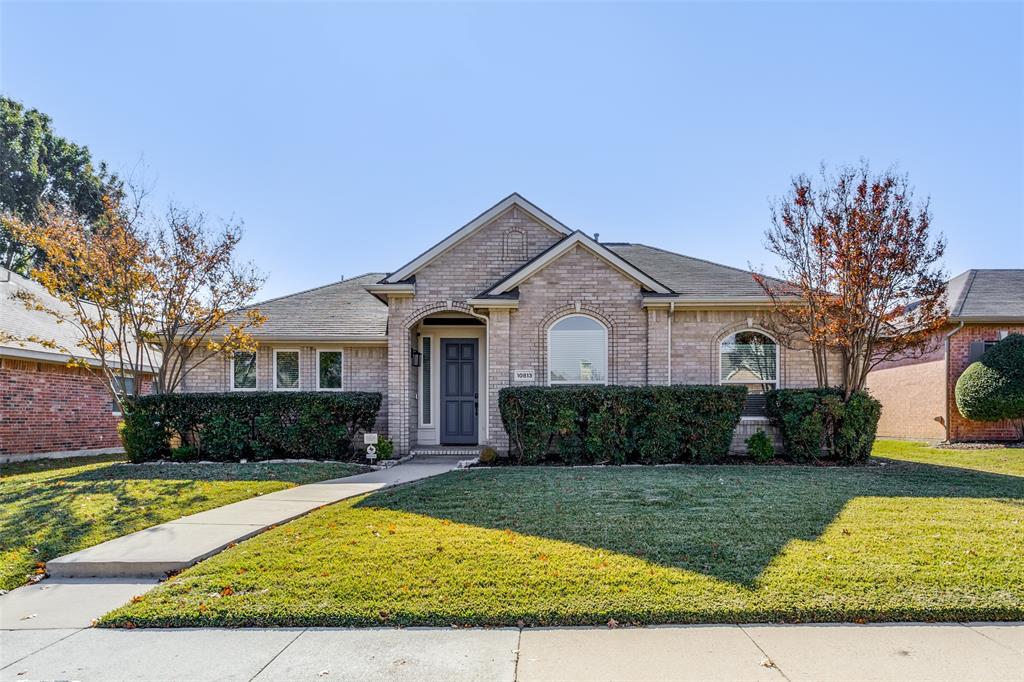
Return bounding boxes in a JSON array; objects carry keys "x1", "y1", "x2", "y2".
[
  {"x1": 720, "y1": 330, "x2": 778, "y2": 415},
  {"x1": 548, "y1": 315, "x2": 608, "y2": 385}
]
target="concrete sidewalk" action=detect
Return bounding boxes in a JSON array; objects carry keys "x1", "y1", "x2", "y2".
[
  {"x1": 1, "y1": 459, "x2": 461, "y2": 630},
  {"x1": 1, "y1": 623, "x2": 1021, "y2": 681}
]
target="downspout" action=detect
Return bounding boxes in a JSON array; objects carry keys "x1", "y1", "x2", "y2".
[
  {"x1": 943, "y1": 321, "x2": 965, "y2": 443},
  {"x1": 667, "y1": 302, "x2": 675, "y2": 384}
]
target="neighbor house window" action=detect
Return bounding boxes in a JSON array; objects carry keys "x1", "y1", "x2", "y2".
[
  {"x1": 274, "y1": 349, "x2": 300, "y2": 390},
  {"x1": 318, "y1": 350, "x2": 344, "y2": 390},
  {"x1": 548, "y1": 315, "x2": 608, "y2": 385},
  {"x1": 111, "y1": 374, "x2": 135, "y2": 413},
  {"x1": 720, "y1": 330, "x2": 778, "y2": 416},
  {"x1": 421, "y1": 336, "x2": 432, "y2": 425},
  {"x1": 232, "y1": 351, "x2": 257, "y2": 390}
]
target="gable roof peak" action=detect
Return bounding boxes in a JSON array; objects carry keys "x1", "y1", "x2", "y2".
[
  {"x1": 383, "y1": 193, "x2": 573, "y2": 283},
  {"x1": 481, "y1": 230, "x2": 673, "y2": 296}
]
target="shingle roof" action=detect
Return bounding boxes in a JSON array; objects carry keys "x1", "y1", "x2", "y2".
[
  {"x1": 0, "y1": 267, "x2": 156, "y2": 369},
  {"x1": 947, "y1": 269, "x2": 1024, "y2": 321},
  {"x1": 229, "y1": 273, "x2": 389, "y2": 339},
  {"x1": 604, "y1": 244, "x2": 780, "y2": 299}
]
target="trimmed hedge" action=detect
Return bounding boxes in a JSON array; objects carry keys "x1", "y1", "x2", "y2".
[
  {"x1": 121, "y1": 391, "x2": 382, "y2": 462},
  {"x1": 765, "y1": 388, "x2": 881, "y2": 464},
  {"x1": 499, "y1": 385, "x2": 747, "y2": 465},
  {"x1": 955, "y1": 333, "x2": 1024, "y2": 430}
]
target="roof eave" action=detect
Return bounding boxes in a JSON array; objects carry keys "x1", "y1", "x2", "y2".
[{"x1": 641, "y1": 296, "x2": 802, "y2": 309}]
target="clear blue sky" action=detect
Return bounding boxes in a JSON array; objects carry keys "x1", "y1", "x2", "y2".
[{"x1": 3, "y1": 2, "x2": 1021, "y2": 299}]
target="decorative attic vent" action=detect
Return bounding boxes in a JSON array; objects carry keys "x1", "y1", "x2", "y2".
[{"x1": 503, "y1": 227, "x2": 526, "y2": 262}]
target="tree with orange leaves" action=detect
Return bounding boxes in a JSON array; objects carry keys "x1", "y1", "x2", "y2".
[
  {"x1": 2, "y1": 190, "x2": 265, "y2": 410},
  {"x1": 755, "y1": 162, "x2": 948, "y2": 399}
]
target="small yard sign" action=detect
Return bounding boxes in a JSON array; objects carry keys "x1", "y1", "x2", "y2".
[
  {"x1": 513, "y1": 369, "x2": 535, "y2": 382},
  {"x1": 363, "y1": 433, "x2": 379, "y2": 445}
]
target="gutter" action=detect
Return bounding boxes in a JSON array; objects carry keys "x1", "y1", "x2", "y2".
[
  {"x1": 640, "y1": 296, "x2": 802, "y2": 309},
  {"x1": 943, "y1": 321, "x2": 965, "y2": 442}
]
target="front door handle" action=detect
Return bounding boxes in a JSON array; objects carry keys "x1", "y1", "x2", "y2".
[{"x1": 474, "y1": 393, "x2": 478, "y2": 416}]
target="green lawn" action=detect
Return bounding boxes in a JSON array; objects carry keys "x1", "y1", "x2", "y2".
[
  {"x1": 103, "y1": 439, "x2": 1023, "y2": 627},
  {"x1": 0, "y1": 455, "x2": 368, "y2": 591}
]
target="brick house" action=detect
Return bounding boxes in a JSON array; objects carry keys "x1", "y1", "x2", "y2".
[
  {"x1": 1, "y1": 267, "x2": 154, "y2": 460},
  {"x1": 183, "y1": 194, "x2": 836, "y2": 455},
  {"x1": 867, "y1": 269, "x2": 1024, "y2": 443}
]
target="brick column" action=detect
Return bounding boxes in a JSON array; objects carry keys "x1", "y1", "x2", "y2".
[
  {"x1": 487, "y1": 309, "x2": 511, "y2": 452},
  {"x1": 646, "y1": 307, "x2": 670, "y2": 385},
  {"x1": 387, "y1": 301, "x2": 413, "y2": 454}
]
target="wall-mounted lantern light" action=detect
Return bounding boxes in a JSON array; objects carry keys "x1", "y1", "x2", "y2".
[{"x1": 411, "y1": 348, "x2": 422, "y2": 367}]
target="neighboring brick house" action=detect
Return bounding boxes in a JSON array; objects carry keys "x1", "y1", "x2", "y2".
[
  {"x1": 186, "y1": 194, "x2": 835, "y2": 455},
  {"x1": 0, "y1": 267, "x2": 155, "y2": 460},
  {"x1": 867, "y1": 269, "x2": 1024, "y2": 443}
]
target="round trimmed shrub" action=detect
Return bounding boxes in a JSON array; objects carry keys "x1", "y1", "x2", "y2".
[
  {"x1": 745, "y1": 429, "x2": 775, "y2": 464},
  {"x1": 955, "y1": 333, "x2": 1024, "y2": 429}
]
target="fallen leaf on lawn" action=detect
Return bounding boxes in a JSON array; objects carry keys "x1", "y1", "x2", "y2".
[
  {"x1": 387, "y1": 524, "x2": 397, "y2": 535},
  {"x1": 607, "y1": 619, "x2": 619, "y2": 629},
  {"x1": 221, "y1": 586, "x2": 234, "y2": 596},
  {"x1": 130, "y1": 595, "x2": 144, "y2": 604}
]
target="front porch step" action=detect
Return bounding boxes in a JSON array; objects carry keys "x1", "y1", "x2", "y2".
[{"x1": 410, "y1": 446, "x2": 481, "y2": 458}]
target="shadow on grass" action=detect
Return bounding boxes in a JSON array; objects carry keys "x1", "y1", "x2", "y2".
[
  {"x1": 62, "y1": 462, "x2": 365, "y2": 485},
  {"x1": 357, "y1": 459, "x2": 1024, "y2": 587}
]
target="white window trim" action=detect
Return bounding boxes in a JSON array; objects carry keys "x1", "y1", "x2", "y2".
[
  {"x1": 418, "y1": 335, "x2": 434, "y2": 427},
  {"x1": 231, "y1": 351, "x2": 258, "y2": 392},
  {"x1": 273, "y1": 348, "x2": 301, "y2": 391},
  {"x1": 316, "y1": 348, "x2": 345, "y2": 391},
  {"x1": 547, "y1": 314, "x2": 609, "y2": 386},
  {"x1": 718, "y1": 329, "x2": 780, "y2": 419}
]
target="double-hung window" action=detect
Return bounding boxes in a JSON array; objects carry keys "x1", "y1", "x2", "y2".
[
  {"x1": 232, "y1": 351, "x2": 257, "y2": 390},
  {"x1": 111, "y1": 374, "x2": 135, "y2": 414},
  {"x1": 274, "y1": 349, "x2": 300, "y2": 390},
  {"x1": 317, "y1": 350, "x2": 344, "y2": 390}
]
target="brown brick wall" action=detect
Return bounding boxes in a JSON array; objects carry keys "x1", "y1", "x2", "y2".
[
  {"x1": 0, "y1": 357, "x2": 138, "y2": 456},
  {"x1": 947, "y1": 324, "x2": 1024, "y2": 442},
  {"x1": 866, "y1": 359, "x2": 947, "y2": 441}
]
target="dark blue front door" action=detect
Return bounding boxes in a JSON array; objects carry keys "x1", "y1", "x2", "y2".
[{"x1": 441, "y1": 339, "x2": 478, "y2": 445}]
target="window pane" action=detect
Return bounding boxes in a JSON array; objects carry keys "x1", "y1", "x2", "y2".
[
  {"x1": 111, "y1": 375, "x2": 134, "y2": 411},
  {"x1": 421, "y1": 337, "x2": 432, "y2": 423},
  {"x1": 276, "y1": 351, "x2": 299, "y2": 389},
  {"x1": 319, "y1": 351, "x2": 343, "y2": 389},
  {"x1": 233, "y1": 352, "x2": 257, "y2": 389},
  {"x1": 549, "y1": 316, "x2": 607, "y2": 384},
  {"x1": 720, "y1": 331, "x2": 776, "y2": 385}
]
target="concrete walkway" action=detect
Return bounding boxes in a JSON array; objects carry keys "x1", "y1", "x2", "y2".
[
  {"x1": 47, "y1": 458, "x2": 461, "y2": 579},
  {"x1": 1, "y1": 623, "x2": 1021, "y2": 681},
  {"x1": 1, "y1": 458, "x2": 461, "y2": 630}
]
